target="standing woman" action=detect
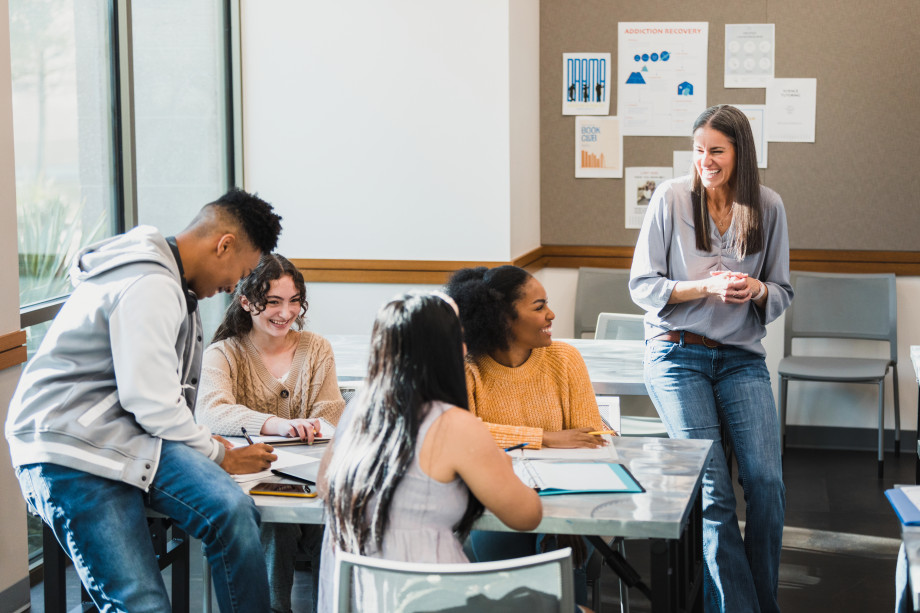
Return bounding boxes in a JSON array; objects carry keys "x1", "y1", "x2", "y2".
[
  {"x1": 630, "y1": 104, "x2": 793, "y2": 613},
  {"x1": 316, "y1": 292, "x2": 542, "y2": 610},
  {"x1": 197, "y1": 254, "x2": 345, "y2": 613}
]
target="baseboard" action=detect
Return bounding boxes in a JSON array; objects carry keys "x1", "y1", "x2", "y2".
[
  {"x1": 0, "y1": 576, "x2": 31, "y2": 613},
  {"x1": 784, "y1": 425, "x2": 919, "y2": 452}
]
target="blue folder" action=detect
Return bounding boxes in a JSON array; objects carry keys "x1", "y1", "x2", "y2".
[{"x1": 885, "y1": 488, "x2": 920, "y2": 525}]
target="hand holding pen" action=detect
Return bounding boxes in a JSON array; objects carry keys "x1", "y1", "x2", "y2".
[{"x1": 219, "y1": 428, "x2": 276, "y2": 475}]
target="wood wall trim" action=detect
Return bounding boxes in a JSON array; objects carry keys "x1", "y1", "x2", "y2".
[
  {"x1": 294, "y1": 248, "x2": 920, "y2": 283},
  {"x1": 0, "y1": 330, "x2": 27, "y2": 371}
]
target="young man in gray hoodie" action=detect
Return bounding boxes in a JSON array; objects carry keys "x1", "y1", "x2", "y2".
[{"x1": 6, "y1": 188, "x2": 282, "y2": 612}]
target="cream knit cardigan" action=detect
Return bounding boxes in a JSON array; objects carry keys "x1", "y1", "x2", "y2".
[{"x1": 196, "y1": 331, "x2": 345, "y2": 436}]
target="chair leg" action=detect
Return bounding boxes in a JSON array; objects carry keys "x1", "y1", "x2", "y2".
[
  {"x1": 617, "y1": 539, "x2": 630, "y2": 613},
  {"x1": 893, "y1": 366, "x2": 901, "y2": 456},
  {"x1": 878, "y1": 379, "x2": 885, "y2": 479},
  {"x1": 779, "y1": 377, "x2": 788, "y2": 453}
]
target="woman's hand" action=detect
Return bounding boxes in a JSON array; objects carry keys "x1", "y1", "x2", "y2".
[
  {"x1": 262, "y1": 416, "x2": 321, "y2": 443},
  {"x1": 707, "y1": 271, "x2": 757, "y2": 304},
  {"x1": 220, "y1": 443, "x2": 276, "y2": 474},
  {"x1": 542, "y1": 427, "x2": 606, "y2": 449}
]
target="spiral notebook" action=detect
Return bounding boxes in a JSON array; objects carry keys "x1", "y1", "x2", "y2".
[{"x1": 512, "y1": 461, "x2": 643, "y2": 496}]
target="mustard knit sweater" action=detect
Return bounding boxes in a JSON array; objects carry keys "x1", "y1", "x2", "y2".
[
  {"x1": 196, "y1": 331, "x2": 345, "y2": 436},
  {"x1": 465, "y1": 341, "x2": 603, "y2": 448}
]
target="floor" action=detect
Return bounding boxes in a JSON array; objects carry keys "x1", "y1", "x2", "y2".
[{"x1": 27, "y1": 447, "x2": 912, "y2": 613}]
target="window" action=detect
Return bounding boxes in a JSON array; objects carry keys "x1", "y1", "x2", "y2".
[{"x1": 11, "y1": 0, "x2": 235, "y2": 570}]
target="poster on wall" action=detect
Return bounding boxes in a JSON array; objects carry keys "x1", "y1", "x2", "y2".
[
  {"x1": 575, "y1": 116, "x2": 623, "y2": 178},
  {"x1": 731, "y1": 104, "x2": 768, "y2": 168},
  {"x1": 625, "y1": 167, "x2": 672, "y2": 228},
  {"x1": 562, "y1": 53, "x2": 612, "y2": 115},
  {"x1": 673, "y1": 150, "x2": 693, "y2": 177},
  {"x1": 617, "y1": 22, "x2": 708, "y2": 136},
  {"x1": 724, "y1": 24, "x2": 775, "y2": 88},
  {"x1": 766, "y1": 78, "x2": 817, "y2": 142}
]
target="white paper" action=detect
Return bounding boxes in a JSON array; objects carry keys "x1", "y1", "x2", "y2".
[
  {"x1": 514, "y1": 461, "x2": 628, "y2": 492},
  {"x1": 226, "y1": 442, "x2": 320, "y2": 484},
  {"x1": 562, "y1": 53, "x2": 611, "y2": 115},
  {"x1": 617, "y1": 22, "x2": 709, "y2": 136},
  {"x1": 575, "y1": 116, "x2": 622, "y2": 178},
  {"x1": 904, "y1": 486, "x2": 920, "y2": 509},
  {"x1": 731, "y1": 104, "x2": 768, "y2": 168},
  {"x1": 595, "y1": 395, "x2": 621, "y2": 434},
  {"x1": 625, "y1": 167, "x2": 672, "y2": 229},
  {"x1": 672, "y1": 150, "x2": 693, "y2": 177},
  {"x1": 766, "y1": 78, "x2": 817, "y2": 142},
  {"x1": 512, "y1": 443, "x2": 618, "y2": 462},
  {"x1": 724, "y1": 24, "x2": 775, "y2": 88}
]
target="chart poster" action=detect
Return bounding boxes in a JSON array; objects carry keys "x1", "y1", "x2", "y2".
[
  {"x1": 562, "y1": 53, "x2": 612, "y2": 115},
  {"x1": 732, "y1": 104, "x2": 768, "y2": 168},
  {"x1": 625, "y1": 167, "x2": 672, "y2": 229},
  {"x1": 673, "y1": 150, "x2": 693, "y2": 178},
  {"x1": 575, "y1": 116, "x2": 623, "y2": 178},
  {"x1": 766, "y1": 78, "x2": 817, "y2": 142},
  {"x1": 724, "y1": 24, "x2": 775, "y2": 88},
  {"x1": 617, "y1": 22, "x2": 708, "y2": 136}
]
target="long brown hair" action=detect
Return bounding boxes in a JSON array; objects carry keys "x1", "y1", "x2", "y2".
[{"x1": 690, "y1": 105, "x2": 763, "y2": 259}]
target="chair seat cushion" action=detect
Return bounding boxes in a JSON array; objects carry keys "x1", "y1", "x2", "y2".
[{"x1": 777, "y1": 356, "x2": 891, "y2": 382}]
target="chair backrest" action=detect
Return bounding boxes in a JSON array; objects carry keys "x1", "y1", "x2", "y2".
[
  {"x1": 784, "y1": 271, "x2": 897, "y2": 361},
  {"x1": 595, "y1": 312, "x2": 646, "y2": 340},
  {"x1": 333, "y1": 548, "x2": 574, "y2": 613},
  {"x1": 574, "y1": 267, "x2": 643, "y2": 338}
]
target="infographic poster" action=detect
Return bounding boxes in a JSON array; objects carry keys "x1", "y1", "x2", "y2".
[
  {"x1": 725, "y1": 24, "x2": 775, "y2": 88},
  {"x1": 732, "y1": 104, "x2": 768, "y2": 168},
  {"x1": 625, "y1": 167, "x2": 672, "y2": 229},
  {"x1": 575, "y1": 116, "x2": 622, "y2": 178},
  {"x1": 617, "y1": 22, "x2": 708, "y2": 136},
  {"x1": 766, "y1": 78, "x2": 817, "y2": 142},
  {"x1": 562, "y1": 53, "x2": 612, "y2": 115}
]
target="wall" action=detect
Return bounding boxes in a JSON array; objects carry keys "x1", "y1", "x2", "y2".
[
  {"x1": 240, "y1": 0, "x2": 540, "y2": 263},
  {"x1": 0, "y1": 0, "x2": 31, "y2": 608}
]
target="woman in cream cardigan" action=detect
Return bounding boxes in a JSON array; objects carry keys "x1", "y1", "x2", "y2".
[{"x1": 197, "y1": 254, "x2": 344, "y2": 613}]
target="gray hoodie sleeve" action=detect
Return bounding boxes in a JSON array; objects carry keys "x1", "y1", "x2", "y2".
[{"x1": 110, "y1": 272, "x2": 223, "y2": 462}]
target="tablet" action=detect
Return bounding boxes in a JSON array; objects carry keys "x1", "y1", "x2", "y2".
[{"x1": 271, "y1": 461, "x2": 320, "y2": 484}]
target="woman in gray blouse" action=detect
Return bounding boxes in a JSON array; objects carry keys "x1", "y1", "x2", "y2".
[{"x1": 629, "y1": 104, "x2": 793, "y2": 613}]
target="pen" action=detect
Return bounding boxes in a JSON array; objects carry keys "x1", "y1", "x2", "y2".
[
  {"x1": 241, "y1": 427, "x2": 255, "y2": 445},
  {"x1": 588, "y1": 430, "x2": 619, "y2": 436},
  {"x1": 504, "y1": 442, "x2": 530, "y2": 452}
]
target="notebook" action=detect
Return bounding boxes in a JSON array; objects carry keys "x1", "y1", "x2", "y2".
[
  {"x1": 885, "y1": 486, "x2": 920, "y2": 525},
  {"x1": 244, "y1": 418, "x2": 336, "y2": 446},
  {"x1": 271, "y1": 461, "x2": 321, "y2": 485},
  {"x1": 513, "y1": 461, "x2": 643, "y2": 496}
]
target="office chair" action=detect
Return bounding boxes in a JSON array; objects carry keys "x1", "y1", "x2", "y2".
[
  {"x1": 777, "y1": 271, "x2": 899, "y2": 478},
  {"x1": 574, "y1": 268, "x2": 644, "y2": 338},
  {"x1": 333, "y1": 548, "x2": 574, "y2": 612}
]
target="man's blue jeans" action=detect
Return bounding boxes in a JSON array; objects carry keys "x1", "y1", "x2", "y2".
[
  {"x1": 644, "y1": 339, "x2": 785, "y2": 613},
  {"x1": 16, "y1": 440, "x2": 270, "y2": 612}
]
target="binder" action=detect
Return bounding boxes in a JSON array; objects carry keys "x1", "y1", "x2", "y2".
[
  {"x1": 513, "y1": 461, "x2": 644, "y2": 496},
  {"x1": 885, "y1": 486, "x2": 920, "y2": 525}
]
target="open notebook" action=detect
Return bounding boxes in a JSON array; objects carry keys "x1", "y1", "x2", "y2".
[
  {"x1": 246, "y1": 418, "x2": 336, "y2": 446},
  {"x1": 513, "y1": 461, "x2": 643, "y2": 496}
]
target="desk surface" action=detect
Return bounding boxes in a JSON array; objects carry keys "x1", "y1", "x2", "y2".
[
  {"x1": 251, "y1": 436, "x2": 712, "y2": 541},
  {"x1": 329, "y1": 334, "x2": 648, "y2": 396}
]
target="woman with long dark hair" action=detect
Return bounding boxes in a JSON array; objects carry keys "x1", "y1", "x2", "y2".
[
  {"x1": 630, "y1": 104, "x2": 793, "y2": 612},
  {"x1": 316, "y1": 292, "x2": 541, "y2": 610},
  {"x1": 197, "y1": 253, "x2": 345, "y2": 613}
]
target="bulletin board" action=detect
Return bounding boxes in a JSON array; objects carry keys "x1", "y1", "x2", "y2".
[{"x1": 540, "y1": 0, "x2": 920, "y2": 256}]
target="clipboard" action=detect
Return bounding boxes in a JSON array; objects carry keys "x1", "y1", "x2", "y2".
[{"x1": 513, "y1": 461, "x2": 644, "y2": 496}]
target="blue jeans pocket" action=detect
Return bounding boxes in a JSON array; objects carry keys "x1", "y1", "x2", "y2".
[{"x1": 646, "y1": 339, "x2": 681, "y2": 364}]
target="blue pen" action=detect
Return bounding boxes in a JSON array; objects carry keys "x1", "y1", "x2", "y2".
[
  {"x1": 504, "y1": 442, "x2": 529, "y2": 452},
  {"x1": 241, "y1": 427, "x2": 255, "y2": 445}
]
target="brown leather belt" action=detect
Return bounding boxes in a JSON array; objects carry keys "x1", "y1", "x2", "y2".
[{"x1": 652, "y1": 331, "x2": 724, "y2": 348}]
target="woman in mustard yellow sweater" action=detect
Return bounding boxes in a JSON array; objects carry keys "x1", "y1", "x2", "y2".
[{"x1": 445, "y1": 264, "x2": 605, "y2": 609}]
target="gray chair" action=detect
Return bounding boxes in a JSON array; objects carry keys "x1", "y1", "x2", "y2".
[
  {"x1": 333, "y1": 548, "x2": 574, "y2": 612},
  {"x1": 574, "y1": 267, "x2": 643, "y2": 338},
  {"x1": 778, "y1": 271, "x2": 899, "y2": 478}
]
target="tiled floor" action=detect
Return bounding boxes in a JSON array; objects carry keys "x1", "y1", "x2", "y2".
[{"x1": 28, "y1": 447, "x2": 912, "y2": 612}]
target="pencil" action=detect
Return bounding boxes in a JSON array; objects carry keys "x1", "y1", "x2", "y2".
[{"x1": 588, "y1": 430, "x2": 619, "y2": 436}]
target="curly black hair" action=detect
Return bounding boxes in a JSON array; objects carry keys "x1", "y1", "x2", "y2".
[
  {"x1": 211, "y1": 253, "x2": 308, "y2": 343},
  {"x1": 444, "y1": 265, "x2": 532, "y2": 357},
  {"x1": 210, "y1": 187, "x2": 282, "y2": 254}
]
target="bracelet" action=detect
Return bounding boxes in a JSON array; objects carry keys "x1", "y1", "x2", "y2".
[{"x1": 752, "y1": 281, "x2": 767, "y2": 301}]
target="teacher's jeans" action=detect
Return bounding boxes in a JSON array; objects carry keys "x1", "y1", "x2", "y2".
[
  {"x1": 16, "y1": 439, "x2": 270, "y2": 612},
  {"x1": 645, "y1": 339, "x2": 784, "y2": 613}
]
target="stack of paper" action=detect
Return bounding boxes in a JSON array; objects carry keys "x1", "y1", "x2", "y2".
[{"x1": 512, "y1": 461, "x2": 643, "y2": 496}]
